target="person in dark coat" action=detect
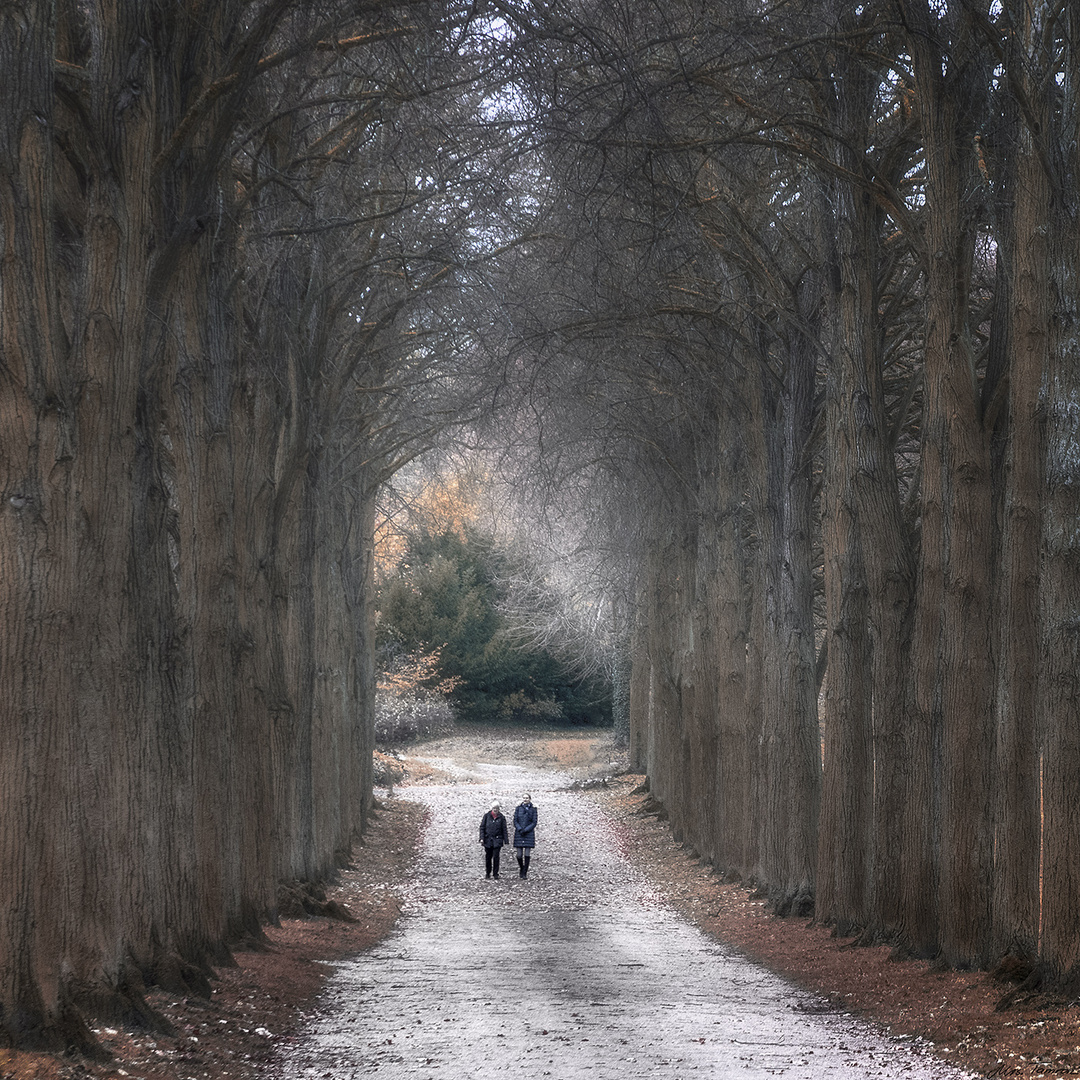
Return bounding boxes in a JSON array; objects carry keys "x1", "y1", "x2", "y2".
[
  {"x1": 479, "y1": 801, "x2": 508, "y2": 879},
  {"x1": 512, "y1": 794, "x2": 537, "y2": 879}
]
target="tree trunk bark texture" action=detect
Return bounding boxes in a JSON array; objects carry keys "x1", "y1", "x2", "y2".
[
  {"x1": 630, "y1": 325, "x2": 819, "y2": 911},
  {"x1": 817, "y1": 20, "x2": 916, "y2": 945},
  {"x1": 903, "y1": 0, "x2": 995, "y2": 970},
  {"x1": 990, "y1": 0, "x2": 1049, "y2": 967},
  {"x1": 1038, "y1": 4, "x2": 1080, "y2": 988}
]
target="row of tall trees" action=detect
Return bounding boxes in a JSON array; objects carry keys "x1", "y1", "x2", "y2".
[
  {"x1": 483, "y1": 0, "x2": 1080, "y2": 985},
  {"x1": 0, "y1": 0, "x2": 517, "y2": 1049}
]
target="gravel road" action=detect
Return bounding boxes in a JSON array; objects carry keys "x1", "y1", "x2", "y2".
[{"x1": 279, "y1": 753, "x2": 974, "y2": 1080}]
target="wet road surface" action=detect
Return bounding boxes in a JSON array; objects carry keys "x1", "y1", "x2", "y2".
[{"x1": 280, "y1": 757, "x2": 973, "y2": 1079}]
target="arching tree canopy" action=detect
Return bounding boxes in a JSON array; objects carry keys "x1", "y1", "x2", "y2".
[{"x1": 4, "y1": 0, "x2": 1080, "y2": 1051}]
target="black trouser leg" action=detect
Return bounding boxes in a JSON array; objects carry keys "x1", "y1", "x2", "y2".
[
  {"x1": 492, "y1": 847, "x2": 501, "y2": 879},
  {"x1": 484, "y1": 847, "x2": 493, "y2": 877}
]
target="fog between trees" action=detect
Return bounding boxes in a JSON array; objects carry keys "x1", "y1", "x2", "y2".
[{"x1": 2, "y1": 0, "x2": 1079, "y2": 1053}]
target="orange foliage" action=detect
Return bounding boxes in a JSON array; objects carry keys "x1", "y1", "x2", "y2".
[
  {"x1": 374, "y1": 513, "x2": 409, "y2": 578},
  {"x1": 374, "y1": 466, "x2": 491, "y2": 579},
  {"x1": 377, "y1": 647, "x2": 463, "y2": 699},
  {"x1": 412, "y1": 469, "x2": 488, "y2": 538}
]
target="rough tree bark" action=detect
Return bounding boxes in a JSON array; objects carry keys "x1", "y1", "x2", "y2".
[
  {"x1": 819, "y1": 133, "x2": 875, "y2": 938},
  {"x1": 900, "y1": 0, "x2": 994, "y2": 968},
  {"x1": 990, "y1": 0, "x2": 1050, "y2": 968},
  {"x1": 749, "y1": 307, "x2": 820, "y2": 916},
  {"x1": 713, "y1": 388, "x2": 753, "y2": 880},
  {"x1": 817, "y1": 14, "x2": 915, "y2": 942},
  {"x1": 0, "y1": 0, "x2": 83, "y2": 1049},
  {"x1": 1038, "y1": 1, "x2": 1080, "y2": 989}
]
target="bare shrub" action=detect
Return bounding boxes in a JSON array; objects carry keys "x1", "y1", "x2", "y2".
[{"x1": 375, "y1": 648, "x2": 459, "y2": 746}]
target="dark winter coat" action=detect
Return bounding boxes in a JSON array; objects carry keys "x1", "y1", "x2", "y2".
[
  {"x1": 479, "y1": 810, "x2": 508, "y2": 849},
  {"x1": 513, "y1": 802, "x2": 537, "y2": 849}
]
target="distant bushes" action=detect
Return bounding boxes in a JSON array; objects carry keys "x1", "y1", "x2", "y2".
[
  {"x1": 496, "y1": 690, "x2": 564, "y2": 724},
  {"x1": 374, "y1": 691, "x2": 455, "y2": 745},
  {"x1": 374, "y1": 648, "x2": 458, "y2": 746},
  {"x1": 377, "y1": 524, "x2": 613, "y2": 725}
]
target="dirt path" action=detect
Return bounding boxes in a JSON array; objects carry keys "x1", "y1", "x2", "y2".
[{"x1": 279, "y1": 747, "x2": 973, "y2": 1079}]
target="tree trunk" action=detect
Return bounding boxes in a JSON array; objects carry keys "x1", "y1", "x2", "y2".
[
  {"x1": 628, "y1": 589, "x2": 651, "y2": 775},
  {"x1": 714, "y1": 396, "x2": 752, "y2": 879},
  {"x1": 750, "y1": 315, "x2": 820, "y2": 915},
  {"x1": 1038, "y1": 5, "x2": 1080, "y2": 987},
  {"x1": 640, "y1": 478, "x2": 698, "y2": 844},
  {"x1": 991, "y1": 0, "x2": 1049, "y2": 967},
  {"x1": 901, "y1": 0, "x2": 994, "y2": 967},
  {"x1": 689, "y1": 440, "x2": 722, "y2": 866},
  {"x1": 819, "y1": 163, "x2": 875, "y2": 938},
  {"x1": 0, "y1": 3, "x2": 78, "y2": 1045},
  {"x1": 817, "y1": 30, "x2": 915, "y2": 941}
]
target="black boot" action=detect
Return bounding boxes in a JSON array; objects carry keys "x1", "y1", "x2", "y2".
[
  {"x1": 523, "y1": 855, "x2": 531, "y2": 879},
  {"x1": 517, "y1": 855, "x2": 525, "y2": 878}
]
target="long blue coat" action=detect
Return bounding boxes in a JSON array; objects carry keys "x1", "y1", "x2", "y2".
[{"x1": 513, "y1": 802, "x2": 537, "y2": 849}]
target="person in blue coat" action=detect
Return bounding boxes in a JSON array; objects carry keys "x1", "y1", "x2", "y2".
[
  {"x1": 512, "y1": 794, "x2": 537, "y2": 879},
  {"x1": 479, "y1": 802, "x2": 509, "y2": 879}
]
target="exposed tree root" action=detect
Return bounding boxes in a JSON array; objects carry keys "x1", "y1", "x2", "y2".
[
  {"x1": 888, "y1": 939, "x2": 938, "y2": 963},
  {"x1": 0, "y1": 994, "x2": 111, "y2": 1062},
  {"x1": 277, "y1": 880, "x2": 357, "y2": 922},
  {"x1": 770, "y1": 885, "x2": 814, "y2": 920},
  {"x1": 831, "y1": 919, "x2": 863, "y2": 943},
  {"x1": 143, "y1": 950, "x2": 216, "y2": 1000},
  {"x1": 991, "y1": 952, "x2": 1036, "y2": 987},
  {"x1": 852, "y1": 925, "x2": 900, "y2": 950},
  {"x1": 77, "y1": 966, "x2": 176, "y2": 1039},
  {"x1": 993, "y1": 963, "x2": 1048, "y2": 1012}
]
